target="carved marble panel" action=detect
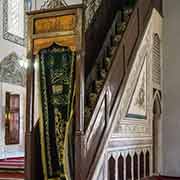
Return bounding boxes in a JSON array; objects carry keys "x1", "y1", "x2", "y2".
[
  {"x1": 112, "y1": 19, "x2": 154, "y2": 137},
  {"x1": 0, "y1": 53, "x2": 26, "y2": 87},
  {"x1": 3, "y1": 0, "x2": 25, "y2": 46},
  {"x1": 126, "y1": 58, "x2": 147, "y2": 119}
]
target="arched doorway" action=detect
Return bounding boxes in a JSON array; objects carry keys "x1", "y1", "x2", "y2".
[
  {"x1": 152, "y1": 90, "x2": 161, "y2": 174},
  {"x1": 0, "y1": 52, "x2": 26, "y2": 179}
]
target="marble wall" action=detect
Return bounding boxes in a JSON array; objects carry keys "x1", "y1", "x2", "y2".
[
  {"x1": 0, "y1": 0, "x2": 25, "y2": 61},
  {"x1": 162, "y1": 0, "x2": 180, "y2": 176}
]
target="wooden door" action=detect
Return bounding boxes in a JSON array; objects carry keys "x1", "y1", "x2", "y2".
[{"x1": 5, "y1": 92, "x2": 20, "y2": 145}]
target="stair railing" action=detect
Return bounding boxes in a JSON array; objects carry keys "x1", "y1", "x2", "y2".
[{"x1": 79, "y1": 0, "x2": 162, "y2": 179}]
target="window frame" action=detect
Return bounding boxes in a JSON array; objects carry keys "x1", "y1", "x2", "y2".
[{"x1": 3, "y1": 0, "x2": 26, "y2": 46}]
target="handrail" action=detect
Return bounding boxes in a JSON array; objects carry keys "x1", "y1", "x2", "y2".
[
  {"x1": 85, "y1": 10, "x2": 123, "y2": 139},
  {"x1": 83, "y1": 0, "x2": 162, "y2": 179}
]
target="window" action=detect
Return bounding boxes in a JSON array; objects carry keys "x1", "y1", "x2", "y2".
[{"x1": 3, "y1": 0, "x2": 25, "y2": 46}]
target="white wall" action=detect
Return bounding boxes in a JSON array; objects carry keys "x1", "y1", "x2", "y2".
[
  {"x1": 0, "y1": 0, "x2": 27, "y2": 159},
  {"x1": 0, "y1": 0, "x2": 25, "y2": 62},
  {"x1": 162, "y1": 0, "x2": 180, "y2": 176},
  {"x1": 0, "y1": 83, "x2": 26, "y2": 159}
]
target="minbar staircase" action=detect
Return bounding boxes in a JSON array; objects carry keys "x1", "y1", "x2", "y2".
[{"x1": 30, "y1": 0, "x2": 162, "y2": 180}]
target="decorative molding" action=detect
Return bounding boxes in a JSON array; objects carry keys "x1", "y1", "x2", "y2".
[
  {"x1": 112, "y1": 20, "x2": 153, "y2": 137},
  {"x1": 114, "y1": 124, "x2": 146, "y2": 137},
  {"x1": 152, "y1": 33, "x2": 161, "y2": 89},
  {"x1": 40, "y1": 0, "x2": 68, "y2": 9},
  {"x1": 0, "y1": 53, "x2": 26, "y2": 87},
  {"x1": 85, "y1": 0, "x2": 103, "y2": 30},
  {"x1": 3, "y1": 0, "x2": 25, "y2": 46}
]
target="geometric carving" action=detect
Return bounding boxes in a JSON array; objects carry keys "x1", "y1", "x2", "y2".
[
  {"x1": 152, "y1": 33, "x2": 161, "y2": 89},
  {"x1": 112, "y1": 18, "x2": 154, "y2": 137},
  {"x1": 40, "y1": 0, "x2": 68, "y2": 9},
  {"x1": 85, "y1": 0, "x2": 103, "y2": 29},
  {"x1": 126, "y1": 58, "x2": 147, "y2": 119},
  {"x1": 0, "y1": 52, "x2": 26, "y2": 87},
  {"x1": 3, "y1": 0, "x2": 25, "y2": 46}
]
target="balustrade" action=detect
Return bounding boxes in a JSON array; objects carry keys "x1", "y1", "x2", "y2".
[{"x1": 106, "y1": 146, "x2": 152, "y2": 180}]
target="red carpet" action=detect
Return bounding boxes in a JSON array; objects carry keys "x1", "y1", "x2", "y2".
[
  {"x1": 0, "y1": 157, "x2": 24, "y2": 179},
  {"x1": 0, "y1": 172, "x2": 24, "y2": 179},
  {"x1": 0, "y1": 157, "x2": 24, "y2": 169}
]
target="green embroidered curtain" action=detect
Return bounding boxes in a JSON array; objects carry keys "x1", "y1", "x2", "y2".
[{"x1": 38, "y1": 43, "x2": 75, "y2": 180}]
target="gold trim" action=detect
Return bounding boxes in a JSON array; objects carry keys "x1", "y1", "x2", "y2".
[
  {"x1": 38, "y1": 56, "x2": 48, "y2": 180},
  {"x1": 32, "y1": 31, "x2": 75, "y2": 40}
]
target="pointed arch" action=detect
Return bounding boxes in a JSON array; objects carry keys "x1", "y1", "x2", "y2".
[
  {"x1": 126, "y1": 153, "x2": 132, "y2": 180},
  {"x1": 140, "y1": 151, "x2": 144, "y2": 178},
  {"x1": 133, "y1": 152, "x2": 138, "y2": 180},
  {"x1": 153, "y1": 90, "x2": 161, "y2": 115},
  {"x1": 109, "y1": 156, "x2": 115, "y2": 180},
  {"x1": 145, "y1": 150, "x2": 150, "y2": 177},
  {"x1": 152, "y1": 90, "x2": 161, "y2": 174},
  {"x1": 118, "y1": 154, "x2": 124, "y2": 180}
]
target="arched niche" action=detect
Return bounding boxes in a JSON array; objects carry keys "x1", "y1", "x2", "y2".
[
  {"x1": 109, "y1": 156, "x2": 115, "y2": 180},
  {"x1": 152, "y1": 90, "x2": 161, "y2": 174},
  {"x1": 140, "y1": 151, "x2": 144, "y2": 178},
  {"x1": 133, "y1": 152, "x2": 138, "y2": 180},
  {"x1": 118, "y1": 154, "x2": 124, "y2": 180},
  {"x1": 146, "y1": 150, "x2": 150, "y2": 177},
  {"x1": 126, "y1": 153, "x2": 131, "y2": 180}
]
